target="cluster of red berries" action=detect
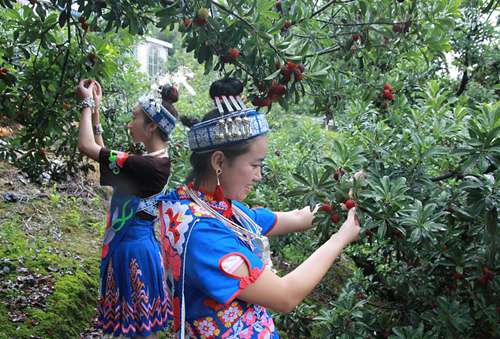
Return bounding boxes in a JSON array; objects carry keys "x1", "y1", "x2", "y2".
[
  {"x1": 319, "y1": 199, "x2": 356, "y2": 224},
  {"x1": 381, "y1": 83, "x2": 395, "y2": 101},
  {"x1": 279, "y1": 60, "x2": 304, "y2": 82},
  {"x1": 193, "y1": 8, "x2": 209, "y2": 26},
  {"x1": 477, "y1": 267, "x2": 494, "y2": 286},
  {"x1": 252, "y1": 80, "x2": 286, "y2": 107},
  {"x1": 252, "y1": 59, "x2": 304, "y2": 108}
]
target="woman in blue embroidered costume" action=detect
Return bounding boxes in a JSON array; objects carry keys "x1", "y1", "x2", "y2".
[
  {"x1": 158, "y1": 78, "x2": 361, "y2": 338},
  {"x1": 76, "y1": 79, "x2": 179, "y2": 338}
]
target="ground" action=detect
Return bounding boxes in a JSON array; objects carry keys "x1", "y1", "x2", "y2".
[{"x1": 0, "y1": 160, "x2": 105, "y2": 338}]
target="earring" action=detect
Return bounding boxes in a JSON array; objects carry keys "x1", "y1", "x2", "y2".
[{"x1": 214, "y1": 168, "x2": 225, "y2": 201}]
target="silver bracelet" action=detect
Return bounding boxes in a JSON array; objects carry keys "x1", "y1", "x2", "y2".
[
  {"x1": 93, "y1": 124, "x2": 104, "y2": 136},
  {"x1": 80, "y1": 97, "x2": 95, "y2": 110}
]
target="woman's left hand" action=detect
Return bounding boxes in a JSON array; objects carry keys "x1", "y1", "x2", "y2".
[
  {"x1": 76, "y1": 79, "x2": 95, "y2": 100},
  {"x1": 92, "y1": 80, "x2": 102, "y2": 108},
  {"x1": 299, "y1": 204, "x2": 319, "y2": 229}
]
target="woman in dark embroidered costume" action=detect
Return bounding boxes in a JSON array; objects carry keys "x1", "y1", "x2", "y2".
[
  {"x1": 157, "y1": 78, "x2": 361, "y2": 338},
  {"x1": 76, "y1": 79, "x2": 179, "y2": 338}
]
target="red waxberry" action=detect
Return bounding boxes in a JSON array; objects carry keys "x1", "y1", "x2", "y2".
[
  {"x1": 392, "y1": 22, "x2": 404, "y2": 33},
  {"x1": 382, "y1": 89, "x2": 394, "y2": 100},
  {"x1": 81, "y1": 21, "x2": 89, "y2": 32},
  {"x1": 39, "y1": 148, "x2": 47, "y2": 159},
  {"x1": 275, "y1": 0, "x2": 282, "y2": 12},
  {"x1": 477, "y1": 275, "x2": 490, "y2": 286},
  {"x1": 269, "y1": 93, "x2": 281, "y2": 102},
  {"x1": 281, "y1": 66, "x2": 291, "y2": 82},
  {"x1": 333, "y1": 168, "x2": 344, "y2": 180},
  {"x1": 352, "y1": 34, "x2": 361, "y2": 41},
  {"x1": 228, "y1": 48, "x2": 240, "y2": 59},
  {"x1": 0, "y1": 67, "x2": 8, "y2": 77},
  {"x1": 344, "y1": 199, "x2": 356, "y2": 210},
  {"x1": 293, "y1": 68, "x2": 303, "y2": 81},
  {"x1": 286, "y1": 61, "x2": 297, "y2": 70},
  {"x1": 194, "y1": 16, "x2": 207, "y2": 26},
  {"x1": 330, "y1": 213, "x2": 341, "y2": 223},
  {"x1": 452, "y1": 272, "x2": 463, "y2": 280},
  {"x1": 270, "y1": 82, "x2": 286, "y2": 96},
  {"x1": 482, "y1": 267, "x2": 494, "y2": 281},
  {"x1": 383, "y1": 83, "x2": 393, "y2": 92},
  {"x1": 283, "y1": 20, "x2": 292, "y2": 30},
  {"x1": 182, "y1": 17, "x2": 192, "y2": 28},
  {"x1": 320, "y1": 203, "x2": 333, "y2": 213},
  {"x1": 252, "y1": 96, "x2": 271, "y2": 107}
]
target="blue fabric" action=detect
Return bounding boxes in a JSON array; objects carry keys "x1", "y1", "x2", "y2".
[
  {"x1": 98, "y1": 216, "x2": 170, "y2": 337},
  {"x1": 158, "y1": 187, "x2": 279, "y2": 338},
  {"x1": 185, "y1": 218, "x2": 265, "y2": 314}
]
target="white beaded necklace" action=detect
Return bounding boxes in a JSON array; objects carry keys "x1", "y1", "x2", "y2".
[
  {"x1": 144, "y1": 146, "x2": 168, "y2": 157},
  {"x1": 185, "y1": 186, "x2": 270, "y2": 257}
]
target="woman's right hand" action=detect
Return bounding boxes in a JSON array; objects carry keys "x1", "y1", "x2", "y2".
[
  {"x1": 335, "y1": 208, "x2": 361, "y2": 246},
  {"x1": 76, "y1": 79, "x2": 95, "y2": 100}
]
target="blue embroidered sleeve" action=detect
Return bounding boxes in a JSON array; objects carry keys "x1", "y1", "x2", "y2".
[
  {"x1": 185, "y1": 219, "x2": 265, "y2": 305},
  {"x1": 232, "y1": 201, "x2": 277, "y2": 235}
]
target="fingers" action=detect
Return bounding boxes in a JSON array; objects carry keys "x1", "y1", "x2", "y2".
[{"x1": 312, "y1": 203, "x2": 320, "y2": 214}]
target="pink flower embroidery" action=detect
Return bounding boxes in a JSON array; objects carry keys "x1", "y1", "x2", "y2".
[
  {"x1": 217, "y1": 302, "x2": 243, "y2": 327},
  {"x1": 238, "y1": 326, "x2": 254, "y2": 339},
  {"x1": 241, "y1": 307, "x2": 257, "y2": 325},
  {"x1": 193, "y1": 317, "x2": 220, "y2": 339}
]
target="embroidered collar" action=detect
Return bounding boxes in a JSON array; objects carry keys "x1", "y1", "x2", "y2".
[{"x1": 178, "y1": 183, "x2": 233, "y2": 218}]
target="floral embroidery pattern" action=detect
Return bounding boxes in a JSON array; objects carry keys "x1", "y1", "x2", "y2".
[
  {"x1": 159, "y1": 201, "x2": 193, "y2": 254},
  {"x1": 217, "y1": 302, "x2": 243, "y2": 327},
  {"x1": 193, "y1": 316, "x2": 221, "y2": 339}
]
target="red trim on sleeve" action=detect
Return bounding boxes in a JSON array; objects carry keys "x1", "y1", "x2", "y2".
[
  {"x1": 218, "y1": 252, "x2": 265, "y2": 307},
  {"x1": 264, "y1": 212, "x2": 278, "y2": 235},
  {"x1": 218, "y1": 252, "x2": 250, "y2": 279}
]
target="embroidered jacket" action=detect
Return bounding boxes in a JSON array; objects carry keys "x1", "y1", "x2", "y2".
[{"x1": 158, "y1": 186, "x2": 280, "y2": 338}]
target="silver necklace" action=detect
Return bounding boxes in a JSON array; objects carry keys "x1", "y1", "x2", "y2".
[
  {"x1": 144, "y1": 146, "x2": 168, "y2": 157},
  {"x1": 185, "y1": 187, "x2": 265, "y2": 251}
]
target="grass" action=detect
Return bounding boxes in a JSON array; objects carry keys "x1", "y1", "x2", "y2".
[{"x1": 0, "y1": 167, "x2": 105, "y2": 338}]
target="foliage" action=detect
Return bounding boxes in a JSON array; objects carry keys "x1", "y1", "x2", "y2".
[{"x1": 0, "y1": 0, "x2": 499, "y2": 337}]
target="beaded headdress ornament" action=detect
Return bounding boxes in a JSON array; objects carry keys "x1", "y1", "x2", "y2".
[
  {"x1": 187, "y1": 92, "x2": 269, "y2": 152},
  {"x1": 138, "y1": 87, "x2": 177, "y2": 135}
]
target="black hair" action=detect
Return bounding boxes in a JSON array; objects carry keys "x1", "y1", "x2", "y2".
[{"x1": 181, "y1": 78, "x2": 252, "y2": 185}]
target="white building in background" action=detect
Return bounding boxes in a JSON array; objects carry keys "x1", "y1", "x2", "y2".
[{"x1": 134, "y1": 37, "x2": 172, "y2": 80}]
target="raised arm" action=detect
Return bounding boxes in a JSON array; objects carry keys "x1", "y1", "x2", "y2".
[
  {"x1": 268, "y1": 204, "x2": 319, "y2": 236},
  {"x1": 76, "y1": 79, "x2": 102, "y2": 161},
  {"x1": 238, "y1": 208, "x2": 360, "y2": 313}
]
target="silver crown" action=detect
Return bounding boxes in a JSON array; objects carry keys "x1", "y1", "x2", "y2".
[{"x1": 213, "y1": 95, "x2": 252, "y2": 141}]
